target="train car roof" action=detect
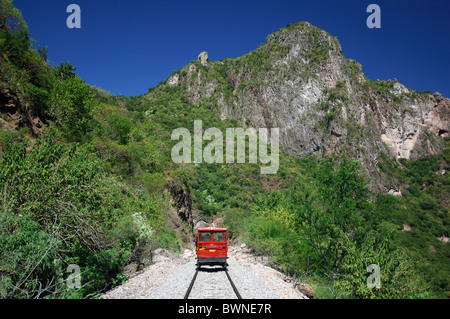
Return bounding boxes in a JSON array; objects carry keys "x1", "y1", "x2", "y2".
[{"x1": 197, "y1": 227, "x2": 227, "y2": 232}]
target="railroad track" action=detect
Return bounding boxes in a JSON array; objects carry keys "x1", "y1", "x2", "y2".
[{"x1": 184, "y1": 266, "x2": 242, "y2": 299}]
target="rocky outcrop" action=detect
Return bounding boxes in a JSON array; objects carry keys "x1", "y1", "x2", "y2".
[
  {"x1": 197, "y1": 51, "x2": 209, "y2": 66},
  {"x1": 168, "y1": 176, "x2": 194, "y2": 229},
  {"x1": 369, "y1": 84, "x2": 449, "y2": 160},
  {"x1": 296, "y1": 283, "x2": 314, "y2": 299},
  {"x1": 0, "y1": 84, "x2": 43, "y2": 136}
]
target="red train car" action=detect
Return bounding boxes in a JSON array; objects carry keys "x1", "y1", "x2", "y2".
[{"x1": 196, "y1": 227, "x2": 228, "y2": 268}]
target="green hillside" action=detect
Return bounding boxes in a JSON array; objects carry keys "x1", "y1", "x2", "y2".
[{"x1": 0, "y1": 0, "x2": 448, "y2": 298}]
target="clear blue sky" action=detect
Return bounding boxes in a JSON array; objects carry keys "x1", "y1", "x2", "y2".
[{"x1": 14, "y1": 0, "x2": 450, "y2": 97}]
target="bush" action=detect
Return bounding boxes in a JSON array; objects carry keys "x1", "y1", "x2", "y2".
[
  {"x1": 243, "y1": 157, "x2": 432, "y2": 298},
  {"x1": 0, "y1": 132, "x2": 171, "y2": 298},
  {"x1": 107, "y1": 113, "x2": 132, "y2": 144},
  {"x1": 47, "y1": 63, "x2": 96, "y2": 142}
]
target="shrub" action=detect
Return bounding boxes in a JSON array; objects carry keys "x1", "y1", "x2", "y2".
[
  {"x1": 107, "y1": 113, "x2": 132, "y2": 144},
  {"x1": 0, "y1": 132, "x2": 171, "y2": 298},
  {"x1": 47, "y1": 63, "x2": 96, "y2": 142}
]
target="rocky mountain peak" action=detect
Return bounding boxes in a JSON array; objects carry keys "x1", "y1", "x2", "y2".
[
  {"x1": 267, "y1": 21, "x2": 342, "y2": 51},
  {"x1": 159, "y1": 21, "x2": 449, "y2": 191}
]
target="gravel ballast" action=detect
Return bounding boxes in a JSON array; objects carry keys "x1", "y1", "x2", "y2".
[{"x1": 102, "y1": 245, "x2": 307, "y2": 299}]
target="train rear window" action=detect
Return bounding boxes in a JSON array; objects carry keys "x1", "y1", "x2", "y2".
[
  {"x1": 213, "y1": 231, "x2": 226, "y2": 242},
  {"x1": 198, "y1": 232, "x2": 211, "y2": 242}
]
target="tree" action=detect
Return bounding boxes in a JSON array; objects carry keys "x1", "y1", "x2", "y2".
[
  {"x1": 54, "y1": 61, "x2": 77, "y2": 79},
  {"x1": 0, "y1": 0, "x2": 28, "y2": 33},
  {"x1": 48, "y1": 63, "x2": 96, "y2": 142},
  {"x1": 291, "y1": 158, "x2": 430, "y2": 298},
  {"x1": 108, "y1": 113, "x2": 132, "y2": 145},
  {"x1": 293, "y1": 158, "x2": 371, "y2": 275}
]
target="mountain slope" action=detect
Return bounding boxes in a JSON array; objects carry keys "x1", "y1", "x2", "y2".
[
  {"x1": 0, "y1": 4, "x2": 448, "y2": 298},
  {"x1": 160, "y1": 21, "x2": 449, "y2": 190}
]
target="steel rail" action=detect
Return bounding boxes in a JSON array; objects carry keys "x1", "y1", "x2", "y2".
[{"x1": 183, "y1": 266, "x2": 242, "y2": 299}]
